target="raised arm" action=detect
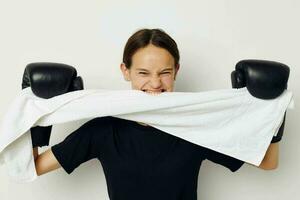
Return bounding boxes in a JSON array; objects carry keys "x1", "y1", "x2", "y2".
[
  {"x1": 22, "y1": 62, "x2": 84, "y2": 175},
  {"x1": 231, "y1": 59, "x2": 289, "y2": 171}
]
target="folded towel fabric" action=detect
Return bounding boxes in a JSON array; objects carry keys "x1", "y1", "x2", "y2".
[{"x1": 0, "y1": 87, "x2": 294, "y2": 182}]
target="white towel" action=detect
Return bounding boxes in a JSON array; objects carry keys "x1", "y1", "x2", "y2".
[{"x1": 0, "y1": 87, "x2": 294, "y2": 183}]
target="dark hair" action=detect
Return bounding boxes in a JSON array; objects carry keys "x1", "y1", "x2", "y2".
[{"x1": 122, "y1": 28, "x2": 180, "y2": 69}]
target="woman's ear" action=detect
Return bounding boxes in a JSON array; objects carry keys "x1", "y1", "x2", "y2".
[
  {"x1": 120, "y1": 63, "x2": 130, "y2": 81},
  {"x1": 174, "y1": 64, "x2": 180, "y2": 80}
]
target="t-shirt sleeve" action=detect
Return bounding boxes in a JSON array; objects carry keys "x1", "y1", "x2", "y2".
[
  {"x1": 202, "y1": 147, "x2": 244, "y2": 172},
  {"x1": 51, "y1": 117, "x2": 111, "y2": 174}
]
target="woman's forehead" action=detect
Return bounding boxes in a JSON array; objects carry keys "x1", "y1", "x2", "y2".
[{"x1": 131, "y1": 52, "x2": 175, "y2": 70}]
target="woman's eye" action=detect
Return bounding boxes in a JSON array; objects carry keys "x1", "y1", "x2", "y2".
[{"x1": 138, "y1": 72, "x2": 170, "y2": 75}]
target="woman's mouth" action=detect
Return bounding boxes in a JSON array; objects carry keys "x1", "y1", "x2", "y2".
[{"x1": 142, "y1": 89, "x2": 165, "y2": 94}]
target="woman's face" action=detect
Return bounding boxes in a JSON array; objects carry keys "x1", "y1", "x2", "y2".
[{"x1": 120, "y1": 44, "x2": 180, "y2": 94}]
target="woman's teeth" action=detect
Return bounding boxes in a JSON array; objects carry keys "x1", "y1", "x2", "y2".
[{"x1": 143, "y1": 90, "x2": 165, "y2": 95}]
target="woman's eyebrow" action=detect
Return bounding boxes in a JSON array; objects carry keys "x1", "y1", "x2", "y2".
[
  {"x1": 136, "y1": 67, "x2": 173, "y2": 71},
  {"x1": 162, "y1": 68, "x2": 173, "y2": 71}
]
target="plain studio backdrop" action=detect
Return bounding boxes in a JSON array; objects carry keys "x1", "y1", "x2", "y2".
[{"x1": 0, "y1": 0, "x2": 299, "y2": 199}]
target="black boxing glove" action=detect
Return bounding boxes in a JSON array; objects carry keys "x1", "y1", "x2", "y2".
[
  {"x1": 231, "y1": 59, "x2": 290, "y2": 143},
  {"x1": 22, "y1": 62, "x2": 84, "y2": 147}
]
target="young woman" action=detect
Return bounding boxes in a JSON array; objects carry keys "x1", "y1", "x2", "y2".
[{"x1": 33, "y1": 28, "x2": 279, "y2": 200}]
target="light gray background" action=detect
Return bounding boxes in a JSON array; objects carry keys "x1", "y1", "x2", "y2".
[{"x1": 0, "y1": 0, "x2": 299, "y2": 199}]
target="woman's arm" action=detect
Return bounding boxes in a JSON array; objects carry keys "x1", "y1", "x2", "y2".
[
  {"x1": 257, "y1": 143, "x2": 279, "y2": 170},
  {"x1": 33, "y1": 147, "x2": 61, "y2": 176}
]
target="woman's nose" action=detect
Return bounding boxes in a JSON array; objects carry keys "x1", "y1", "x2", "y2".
[{"x1": 149, "y1": 76, "x2": 162, "y2": 88}]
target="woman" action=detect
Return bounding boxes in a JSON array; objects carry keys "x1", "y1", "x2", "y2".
[{"x1": 33, "y1": 28, "x2": 279, "y2": 200}]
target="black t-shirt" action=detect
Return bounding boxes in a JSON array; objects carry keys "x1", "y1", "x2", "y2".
[{"x1": 51, "y1": 116, "x2": 244, "y2": 200}]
